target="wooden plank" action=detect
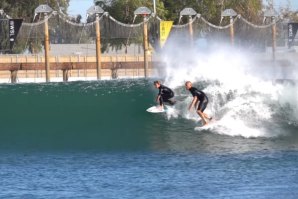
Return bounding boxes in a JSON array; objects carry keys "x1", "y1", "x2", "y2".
[
  {"x1": 0, "y1": 61, "x2": 165, "y2": 71},
  {"x1": 0, "y1": 55, "x2": 149, "y2": 64}
]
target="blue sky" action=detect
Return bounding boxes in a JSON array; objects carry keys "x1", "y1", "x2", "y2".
[
  {"x1": 268, "y1": 0, "x2": 298, "y2": 8},
  {"x1": 68, "y1": 0, "x2": 298, "y2": 22},
  {"x1": 68, "y1": 0, "x2": 94, "y2": 21}
]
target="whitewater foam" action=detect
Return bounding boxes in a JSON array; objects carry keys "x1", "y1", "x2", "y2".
[{"x1": 159, "y1": 42, "x2": 297, "y2": 138}]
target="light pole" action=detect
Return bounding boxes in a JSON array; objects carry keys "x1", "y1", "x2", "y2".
[
  {"x1": 221, "y1": 9, "x2": 237, "y2": 46},
  {"x1": 264, "y1": 9, "x2": 278, "y2": 61},
  {"x1": 180, "y1": 8, "x2": 197, "y2": 45},
  {"x1": 153, "y1": 0, "x2": 156, "y2": 14},
  {"x1": 35, "y1": 4, "x2": 53, "y2": 82},
  {"x1": 134, "y1": 7, "x2": 152, "y2": 78},
  {"x1": 87, "y1": 5, "x2": 105, "y2": 80}
]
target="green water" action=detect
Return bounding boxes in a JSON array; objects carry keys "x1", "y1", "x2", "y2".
[{"x1": 0, "y1": 80, "x2": 159, "y2": 151}]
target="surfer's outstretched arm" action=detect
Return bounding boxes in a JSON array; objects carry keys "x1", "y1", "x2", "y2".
[
  {"x1": 156, "y1": 94, "x2": 164, "y2": 107},
  {"x1": 156, "y1": 95, "x2": 160, "y2": 103},
  {"x1": 188, "y1": 96, "x2": 197, "y2": 111}
]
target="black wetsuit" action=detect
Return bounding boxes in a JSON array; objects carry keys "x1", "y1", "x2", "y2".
[
  {"x1": 158, "y1": 85, "x2": 174, "y2": 106},
  {"x1": 189, "y1": 87, "x2": 208, "y2": 112}
]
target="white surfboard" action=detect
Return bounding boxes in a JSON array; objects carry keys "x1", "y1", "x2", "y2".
[{"x1": 146, "y1": 106, "x2": 165, "y2": 113}]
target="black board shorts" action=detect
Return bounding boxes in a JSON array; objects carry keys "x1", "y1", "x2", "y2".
[
  {"x1": 159, "y1": 93, "x2": 174, "y2": 105},
  {"x1": 162, "y1": 93, "x2": 174, "y2": 101},
  {"x1": 197, "y1": 97, "x2": 208, "y2": 112}
]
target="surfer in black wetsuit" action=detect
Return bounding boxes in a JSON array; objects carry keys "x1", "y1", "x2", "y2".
[
  {"x1": 154, "y1": 81, "x2": 175, "y2": 109},
  {"x1": 185, "y1": 81, "x2": 212, "y2": 126}
]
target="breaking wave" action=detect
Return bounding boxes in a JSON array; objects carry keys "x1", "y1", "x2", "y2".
[{"x1": 158, "y1": 42, "x2": 298, "y2": 138}]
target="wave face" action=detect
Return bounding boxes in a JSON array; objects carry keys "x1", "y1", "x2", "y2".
[
  {"x1": 0, "y1": 78, "x2": 297, "y2": 152},
  {"x1": 0, "y1": 80, "x2": 156, "y2": 151}
]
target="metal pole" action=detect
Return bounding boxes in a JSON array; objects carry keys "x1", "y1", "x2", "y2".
[
  {"x1": 188, "y1": 16, "x2": 193, "y2": 45},
  {"x1": 44, "y1": 13, "x2": 50, "y2": 82},
  {"x1": 153, "y1": 0, "x2": 156, "y2": 14},
  {"x1": 230, "y1": 17, "x2": 234, "y2": 46},
  {"x1": 95, "y1": 14, "x2": 102, "y2": 80},
  {"x1": 143, "y1": 16, "x2": 149, "y2": 78},
  {"x1": 272, "y1": 17, "x2": 276, "y2": 61}
]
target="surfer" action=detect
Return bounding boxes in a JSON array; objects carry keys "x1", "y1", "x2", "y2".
[
  {"x1": 185, "y1": 81, "x2": 212, "y2": 126},
  {"x1": 154, "y1": 81, "x2": 175, "y2": 109}
]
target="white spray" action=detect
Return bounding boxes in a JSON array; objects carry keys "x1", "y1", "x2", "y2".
[{"x1": 157, "y1": 38, "x2": 298, "y2": 138}]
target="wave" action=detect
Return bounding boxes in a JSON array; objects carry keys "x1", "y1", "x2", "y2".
[
  {"x1": 0, "y1": 79, "x2": 297, "y2": 153},
  {"x1": 0, "y1": 80, "x2": 156, "y2": 151},
  {"x1": 158, "y1": 42, "x2": 298, "y2": 138}
]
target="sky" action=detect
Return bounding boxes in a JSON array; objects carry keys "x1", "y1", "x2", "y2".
[
  {"x1": 68, "y1": 0, "x2": 298, "y2": 22},
  {"x1": 266, "y1": 0, "x2": 298, "y2": 9},
  {"x1": 68, "y1": 0, "x2": 94, "y2": 21}
]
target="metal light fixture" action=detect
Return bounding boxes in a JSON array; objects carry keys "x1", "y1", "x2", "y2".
[
  {"x1": 35, "y1": 4, "x2": 53, "y2": 15},
  {"x1": 86, "y1": 5, "x2": 104, "y2": 19},
  {"x1": 34, "y1": 4, "x2": 54, "y2": 21},
  {"x1": 220, "y1": 8, "x2": 237, "y2": 24},
  {"x1": 180, "y1": 8, "x2": 197, "y2": 16},
  {"x1": 134, "y1": 6, "x2": 151, "y2": 16},
  {"x1": 179, "y1": 8, "x2": 197, "y2": 24},
  {"x1": 263, "y1": 9, "x2": 278, "y2": 23}
]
